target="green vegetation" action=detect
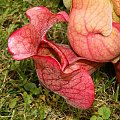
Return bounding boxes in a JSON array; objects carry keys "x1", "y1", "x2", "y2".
[
  {"x1": 0, "y1": 0, "x2": 120, "y2": 119},
  {"x1": 90, "y1": 106, "x2": 111, "y2": 120}
]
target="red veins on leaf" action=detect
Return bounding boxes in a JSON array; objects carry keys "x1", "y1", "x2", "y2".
[
  {"x1": 8, "y1": 6, "x2": 99, "y2": 109},
  {"x1": 36, "y1": 39, "x2": 99, "y2": 109},
  {"x1": 8, "y1": 7, "x2": 69, "y2": 60},
  {"x1": 68, "y1": 0, "x2": 120, "y2": 62},
  {"x1": 34, "y1": 41, "x2": 96, "y2": 109},
  {"x1": 56, "y1": 44, "x2": 103, "y2": 74},
  {"x1": 34, "y1": 56, "x2": 94, "y2": 109}
]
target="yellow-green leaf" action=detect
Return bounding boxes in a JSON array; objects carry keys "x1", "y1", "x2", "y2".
[{"x1": 9, "y1": 98, "x2": 18, "y2": 109}]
